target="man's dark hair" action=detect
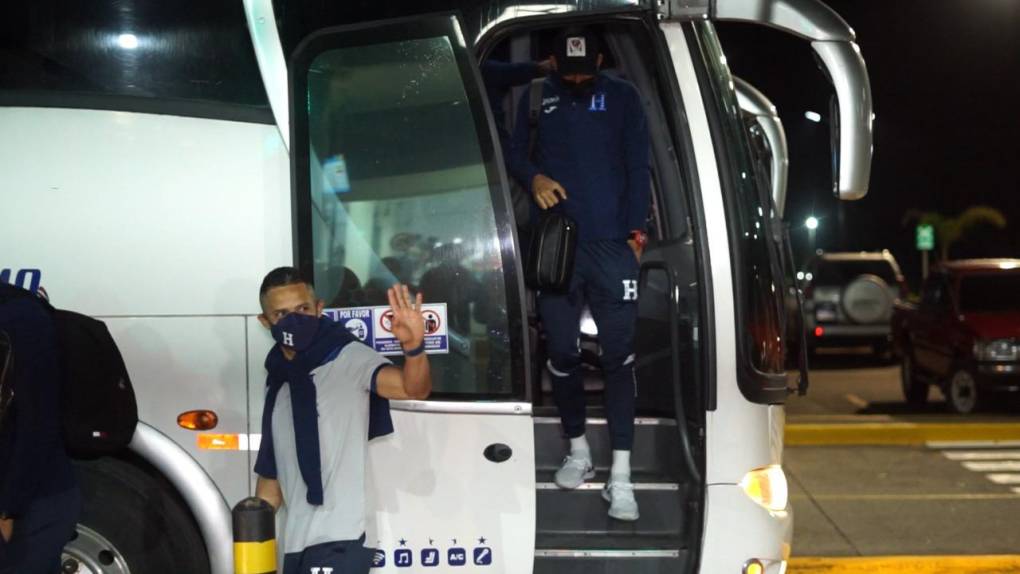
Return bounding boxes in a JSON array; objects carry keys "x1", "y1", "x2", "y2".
[{"x1": 259, "y1": 266, "x2": 313, "y2": 302}]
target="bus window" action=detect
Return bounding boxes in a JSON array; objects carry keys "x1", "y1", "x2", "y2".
[
  {"x1": 0, "y1": 1, "x2": 270, "y2": 122},
  {"x1": 298, "y1": 33, "x2": 522, "y2": 398},
  {"x1": 691, "y1": 21, "x2": 788, "y2": 403}
]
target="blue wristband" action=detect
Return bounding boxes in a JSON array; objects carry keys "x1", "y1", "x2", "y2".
[{"x1": 403, "y1": 341, "x2": 426, "y2": 357}]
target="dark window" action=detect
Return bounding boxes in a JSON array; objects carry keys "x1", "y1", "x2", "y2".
[
  {"x1": 958, "y1": 273, "x2": 1020, "y2": 313},
  {"x1": 0, "y1": 1, "x2": 270, "y2": 121},
  {"x1": 291, "y1": 16, "x2": 526, "y2": 400},
  {"x1": 920, "y1": 274, "x2": 949, "y2": 310},
  {"x1": 691, "y1": 22, "x2": 787, "y2": 403},
  {"x1": 812, "y1": 259, "x2": 897, "y2": 286}
]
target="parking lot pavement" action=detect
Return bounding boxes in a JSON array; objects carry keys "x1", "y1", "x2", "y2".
[
  {"x1": 786, "y1": 348, "x2": 1020, "y2": 423},
  {"x1": 787, "y1": 443, "x2": 1020, "y2": 557}
]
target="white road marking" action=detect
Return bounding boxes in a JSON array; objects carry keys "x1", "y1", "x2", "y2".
[
  {"x1": 927, "y1": 440, "x2": 1020, "y2": 449},
  {"x1": 844, "y1": 393, "x2": 870, "y2": 409},
  {"x1": 986, "y1": 474, "x2": 1020, "y2": 485},
  {"x1": 962, "y1": 461, "x2": 1020, "y2": 472},
  {"x1": 943, "y1": 450, "x2": 1020, "y2": 461}
]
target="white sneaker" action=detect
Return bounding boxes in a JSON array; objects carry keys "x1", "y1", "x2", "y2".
[
  {"x1": 554, "y1": 453, "x2": 595, "y2": 489},
  {"x1": 603, "y1": 479, "x2": 639, "y2": 521}
]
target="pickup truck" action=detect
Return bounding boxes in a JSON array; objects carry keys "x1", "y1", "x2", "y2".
[{"x1": 893, "y1": 259, "x2": 1020, "y2": 413}]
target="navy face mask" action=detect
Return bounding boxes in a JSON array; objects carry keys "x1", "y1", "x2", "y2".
[{"x1": 270, "y1": 313, "x2": 320, "y2": 352}]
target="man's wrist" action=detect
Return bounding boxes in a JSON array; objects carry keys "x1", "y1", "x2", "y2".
[
  {"x1": 402, "y1": 340, "x2": 426, "y2": 357},
  {"x1": 629, "y1": 229, "x2": 648, "y2": 248}
]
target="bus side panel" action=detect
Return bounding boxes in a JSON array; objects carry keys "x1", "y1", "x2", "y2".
[
  {"x1": 0, "y1": 107, "x2": 291, "y2": 316},
  {"x1": 701, "y1": 484, "x2": 792, "y2": 572},
  {"x1": 105, "y1": 316, "x2": 251, "y2": 507}
]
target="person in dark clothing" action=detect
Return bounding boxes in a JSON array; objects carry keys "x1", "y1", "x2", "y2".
[
  {"x1": 0, "y1": 284, "x2": 80, "y2": 574},
  {"x1": 507, "y1": 28, "x2": 651, "y2": 522}
]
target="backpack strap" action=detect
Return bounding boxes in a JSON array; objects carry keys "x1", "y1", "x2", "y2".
[{"x1": 527, "y1": 77, "x2": 544, "y2": 159}]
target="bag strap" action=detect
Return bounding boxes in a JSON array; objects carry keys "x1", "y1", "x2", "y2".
[{"x1": 527, "y1": 77, "x2": 544, "y2": 159}]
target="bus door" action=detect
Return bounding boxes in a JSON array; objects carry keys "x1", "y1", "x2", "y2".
[{"x1": 288, "y1": 14, "x2": 534, "y2": 573}]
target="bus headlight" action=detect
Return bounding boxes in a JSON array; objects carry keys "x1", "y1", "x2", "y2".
[{"x1": 740, "y1": 465, "x2": 788, "y2": 512}]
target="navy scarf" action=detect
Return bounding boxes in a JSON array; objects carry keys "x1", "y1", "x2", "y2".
[{"x1": 255, "y1": 318, "x2": 393, "y2": 505}]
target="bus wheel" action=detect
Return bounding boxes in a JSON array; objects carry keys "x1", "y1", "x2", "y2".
[{"x1": 65, "y1": 457, "x2": 211, "y2": 574}]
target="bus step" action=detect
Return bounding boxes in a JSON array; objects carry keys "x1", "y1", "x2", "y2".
[
  {"x1": 533, "y1": 545, "x2": 689, "y2": 574},
  {"x1": 536, "y1": 475, "x2": 689, "y2": 539},
  {"x1": 533, "y1": 416, "x2": 684, "y2": 476}
]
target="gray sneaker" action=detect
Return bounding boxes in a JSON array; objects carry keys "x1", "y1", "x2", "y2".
[
  {"x1": 554, "y1": 453, "x2": 595, "y2": 489},
  {"x1": 603, "y1": 479, "x2": 639, "y2": 521}
]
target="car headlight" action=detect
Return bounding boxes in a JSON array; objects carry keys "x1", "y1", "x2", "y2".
[
  {"x1": 740, "y1": 465, "x2": 788, "y2": 512},
  {"x1": 974, "y1": 339, "x2": 1020, "y2": 362}
]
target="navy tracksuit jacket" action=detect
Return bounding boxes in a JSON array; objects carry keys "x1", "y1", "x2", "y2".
[{"x1": 508, "y1": 73, "x2": 651, "y2": 450}]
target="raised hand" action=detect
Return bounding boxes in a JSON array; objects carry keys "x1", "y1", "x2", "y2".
[{"x1": 387, "y1": 284, "x2": 425, "y2": 349}]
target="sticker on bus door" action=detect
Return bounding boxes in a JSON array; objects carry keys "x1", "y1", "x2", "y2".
[{"x1": 323, "y1": 304, "x2": 449, "y2": 356}]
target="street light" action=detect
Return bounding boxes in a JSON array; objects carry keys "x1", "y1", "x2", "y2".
[{"x1": 805, "y1": 216, "x2": 819, "y2": 256}]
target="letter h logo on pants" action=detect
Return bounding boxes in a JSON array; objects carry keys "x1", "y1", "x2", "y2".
[
  {"x1": 622, "y1": 280, "x2": 638, "y2": 301},
  {"x1": 310, "y1": 568, "x2": 334, "y2": 574}
]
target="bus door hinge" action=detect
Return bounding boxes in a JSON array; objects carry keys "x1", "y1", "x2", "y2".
[{"x1": 656, "y1": 0, "x2": 712, "y2": 21}]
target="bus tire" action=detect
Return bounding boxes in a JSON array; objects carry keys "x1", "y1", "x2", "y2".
[{"x1": 64, "y1": 457, "x2": 211, "y2": 574}]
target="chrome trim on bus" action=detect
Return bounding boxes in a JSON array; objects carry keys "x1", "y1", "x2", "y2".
[
  {"x1": 535, "y1": 549, "x2": 681, "y2": 558},
  {"x1": 711, "y1": 0, "x2": 873, "y2": 199},
  {"x1": 129, "y1": 422, "x2": 233, "y2": 574},
  {"x1": 243, "y1": 0, "x2": 291, "y2": 149},
  {"x1": 533, "y1": 416, "x2": 677, "y2": 426},
  {"x1": 390, "y1": 400, "x2": 532, "y2": 415},
  {"x1": 536, "y1": 482, "x2": 680, "y2": 490},
  {"x1": 734, "y1": 77, "x2": 789, "y2": 216}
]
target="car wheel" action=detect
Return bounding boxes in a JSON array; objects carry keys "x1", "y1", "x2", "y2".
[
  {"x1": 63, "y1": 457, "x2": 211, "y2": 574},
  {"x1": 900, "y1": 353, "x2": 928, "y2": 405},
  {"x1": 947, "y1": 368, "x2": 981, "y2": 415}
]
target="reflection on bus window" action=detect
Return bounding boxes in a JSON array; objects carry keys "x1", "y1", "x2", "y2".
[{"x1": 305, "y1": 36, "x2": 512, "y2": 396}]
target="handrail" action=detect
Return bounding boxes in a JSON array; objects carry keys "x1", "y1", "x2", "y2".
[{"x1": 639, "y1": 260, "x2": 702, "y2": 485}]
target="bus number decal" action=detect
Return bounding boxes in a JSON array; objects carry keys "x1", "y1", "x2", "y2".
[{"x1": 0, "y1": 268, "x2": 42, "y2": 294}]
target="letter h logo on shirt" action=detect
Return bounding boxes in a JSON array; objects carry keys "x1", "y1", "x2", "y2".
[{"x1": 589, "y1": 93, "x2": 606, "y2": 112}]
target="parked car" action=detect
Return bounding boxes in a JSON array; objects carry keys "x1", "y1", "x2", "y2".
[
  {"x1": 802, "y1": 251, "x2": 907, "y2": 356},
  {"x1": 893, "y1": 259, "x2": 1020, "y2": 413}
]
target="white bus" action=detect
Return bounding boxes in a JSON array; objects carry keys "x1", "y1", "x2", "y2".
[{"x1": 0, "y1": 1, "x2": 872, "y2": 573}]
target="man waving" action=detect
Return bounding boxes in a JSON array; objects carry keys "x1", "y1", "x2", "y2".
[{"x1": 253, "y1": 267, "x2": 431, "y2": 574}]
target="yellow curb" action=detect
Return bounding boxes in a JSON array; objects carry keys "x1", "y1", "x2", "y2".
[
  {"x1": 785, "y1": 423, "x2": 1020, "y2": 446},
  {"x1": 789, "y1": 555, "x2": 1020, "y2": 573}
]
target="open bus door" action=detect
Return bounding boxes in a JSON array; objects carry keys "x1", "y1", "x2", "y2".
[{"x1": 287, "y1": 13, "x2": 535, "y2": 572}]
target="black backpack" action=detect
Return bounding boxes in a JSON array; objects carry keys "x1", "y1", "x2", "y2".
[{"x1": 0, "y1": 284, "x2": 137, "y2": 459}]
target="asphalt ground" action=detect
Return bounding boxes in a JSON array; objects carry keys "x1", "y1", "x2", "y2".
[{"x1": 783, "y1": 348, "x2": 1020, "y2": 572}]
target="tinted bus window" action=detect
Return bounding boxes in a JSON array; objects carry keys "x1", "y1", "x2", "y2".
[
  {"x1": 0, "y1": 1, "x2": 270, "y2": 121},
  {"x1": 300, "y1": 34, "x2": 518, "y2": 398},
  {"x1": 692, "y1": 22, "x2": 787, "y2": 402}
]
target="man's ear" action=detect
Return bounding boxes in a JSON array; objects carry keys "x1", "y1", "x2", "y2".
[
  {"x1": 596, "y1": 53, "x2": 604, "y2": 69},
  {"x1": 316, "y1": 299, "x2": 325, "y2": 316},
  {"x1": 549, "y1": 55, "x2": 558, "y2": 72},
  {"x1": 258, "y1": 313, "x2": 271, "y2": 330}
]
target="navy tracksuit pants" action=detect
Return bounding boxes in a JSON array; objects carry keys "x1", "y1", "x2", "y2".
[
  {"x1": 539, "y1": 239, "x2": 639, "y2": 450},
  {"x1": 282, "y1": 534, "x2": 375, "y2": 574},
  {"x1": 0, "y1": 487, "x2": 81, "y2": 574}
]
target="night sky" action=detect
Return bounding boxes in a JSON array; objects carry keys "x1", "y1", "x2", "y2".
[{"x1": 716, "y1": 0, "x2": 1020, "y2": 288}]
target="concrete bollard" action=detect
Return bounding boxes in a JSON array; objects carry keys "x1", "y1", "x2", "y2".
[{"x1": 233, "y1": 497, "x2": 276, "y2": 574}]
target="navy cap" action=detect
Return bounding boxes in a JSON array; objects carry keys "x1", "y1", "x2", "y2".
[{"x1": 553, "y1": 28, "x2": 600, "y2": 76}]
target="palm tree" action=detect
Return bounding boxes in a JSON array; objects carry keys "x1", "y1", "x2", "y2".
[{"x1": 902, "y1": 206, "x2": 1007, "y2": 260}]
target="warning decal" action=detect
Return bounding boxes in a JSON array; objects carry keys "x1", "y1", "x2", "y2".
[{"x1": 324, "y1": 303, "x2": 449, "y2": 356}]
